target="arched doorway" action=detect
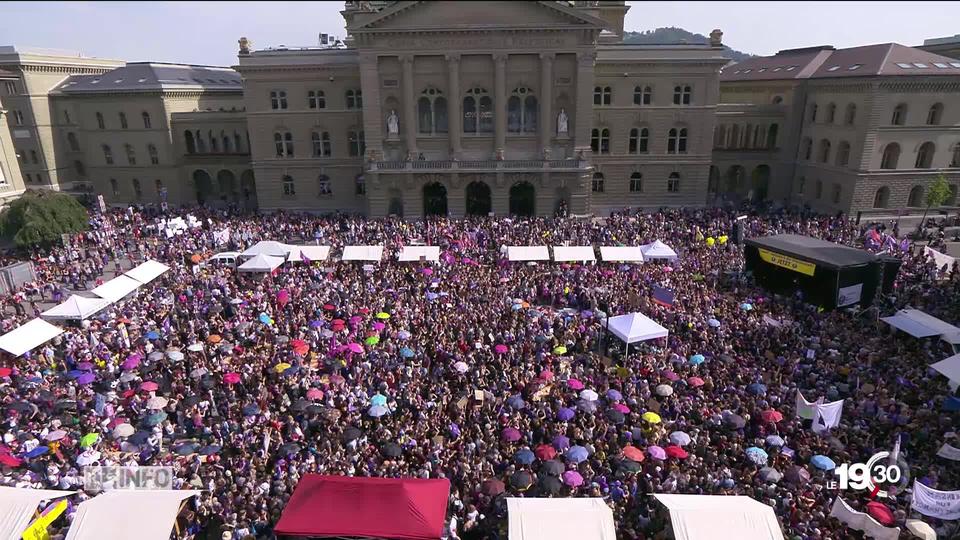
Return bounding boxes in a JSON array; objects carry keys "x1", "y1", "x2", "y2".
[
  {"x1": 750, "y1": 165, "x2": 770, "y2": 202},
  {"x1": 509, "y1": 181, "x2": 535, "y2": 216},
  {"x1": 725, "y1": 165, "x2": 745, "y2": 194},
  {"x1": 465, "y1": 181, "x2": 492, "y2": 216},
  {"x1": 555, "y1": 187, "x2": 571, "y2": 216},
  {"x1": 217, "y1": 170, "x2": 237, "y2": 204},
  {"x1": 423, "y1": 182, "x2": 448, "y2": 216},
  {"x1": 708, "y1": 166, "x2": 720, "y2": 193},
  {"x1": 192, "y1": 170, "x2": 213, "y2": 205},
  {"x1": 388, "y1": 188, "x2": 404, "y2": 217},
  {"x1": 240, "y1": 170, "x2": 258, "y2": 210}
]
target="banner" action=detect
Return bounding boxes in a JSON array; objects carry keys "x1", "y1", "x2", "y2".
[
  {"x1": 796, "y1": 391, "x2": 822, "y2": 420},
  {"x1": 937, "y1": 443, "x2": 960, "y2": 461},
  {"x1": 758, "y1": 248, "x2": 816, "y2": 276},
  {"x1": 829, "y1": 497, "x2": 900, "y2": 540},
  {"x1": 925, "y1": 246, "x2": 956, "y2": 273},
  {"x1": 22, "y1": 499, "x2": 68, "y2": 540},
  {"x1": 213, "y1": 228, "x2": 231, "y2": 246},
  {"x1": 911, "y1": 480, "x2": 960, "y2": 520},
  {"x1": 837, "y1": 283, "x2": 863, "y2": 307},
  {"x1": 812, "y1": 399, "x2": 844, "y2": 434}
]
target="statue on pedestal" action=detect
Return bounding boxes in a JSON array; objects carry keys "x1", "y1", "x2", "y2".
[
  {"x1": 387, "y1": 110, "x2": 399, "y2": 135},
  {"x1": 557, "y1": 108, "x2": 569, "y2": 135}
]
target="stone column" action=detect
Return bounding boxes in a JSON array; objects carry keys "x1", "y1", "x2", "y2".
[
  {"x1": 574, "y1": 51, "x2": 596, "y2": 157},
  {"x1": 401, "y1": 54, "x2": 418, "y2": 158},
  {"x1": 539, "y1": 53, "x2": 554, "y2": 155},
  {"x1": 359, "y1": 53, "x2": 383, "y2": 160},
  {"x1": 446, "y1": 54, "x2": 462, "y2": 158},
  {"x1": 494, "y1": 53, "x2": 507, "y2": 158}
]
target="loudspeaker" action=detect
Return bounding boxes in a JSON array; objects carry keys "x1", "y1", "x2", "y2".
[{"x1": 732, "y1": 222, "x2": 745, "y2": 245}]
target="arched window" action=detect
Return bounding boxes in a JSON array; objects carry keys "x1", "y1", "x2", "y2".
[
  {"x1": 633, "y1": 85, "x2": 652, "y2": 106},
  {"x1": 952, "y1": 143, "x2": 960, "y2": 167},
  {"x1": 673, "y1": 85, "x2": 692, "y2": 105},
  {"x1": 102, "y1": 144, "x2": 113, "y2": 165},
  {"x1": 345, "y1": 89, "x2": 362, "y2": 109},
  {"x1": 800, "y1": 137, "x2": 813, "y2": 160},
  {"x1": 222, "y1": 133, "x2": 231, "y2": 153},
  {"x1": 892, "y1": 103, "x2": 907, "y2": 125},
  {"x1": 591, "y1": 172, "x2": 604, "y2": 193},
  {"x1": 881, "y1": 143, "x2": 900, "y2": 169},
  {"x1": 668, "y1": 172, "x2": 680, "y2": 192},
  {"x1": 593, "y1": 86, "x2": 611, "y2": 106},
  {"x1": 67, "y1": 132, "x2": 79, "y2": 152},
  {"x1": 809, "y1": 103, "x2": 818, "y2": 123},
  {"x1": 148, "y1": 144, "x2": 158, "y2": 165},
  {"x1": 715, "y1": 124, "x2": 727, "y2": 148},
  {"x1": 915, "y1": 142, "x2": 935, "y2": 168},
  {"x1": 282, "y1": 175, "x2": 296, "y2": 196},
  {"x1": 826, "y1": 103, "x2": 837, "y2": 123},
  {"x1": 74, "y1": 160, "x2": 85, "y2": 177},
  {"x1": 873, "y1": 186, "x2": 890, "y2": 208},
  {"x1": 185, "y1": 131, "x2": 196, "y2": 154},
  {"x1": 119, "y1": 112, "x2": 128, "y2": 129},
  {"x1": 818, "y1": 139, "x2": 831, "y2": 163},
  {"x1": 348, "y1": 129, "x2": 365, "y2": 156},
  {"x1": 195, "y1": 130, "x2": 206, "y2": 153},
  {"x1": 629, "y1": 128, "x2": 649, "y2": 154},
  {"x1": 507, "y1": 87, "x2": 537, "y2": 133},
  {"x1": 209, "y1": 131, "x2": 219, "y2": 153},
  {"x1": 317, "y1": 174, "x2": 331, "y2": 196},
  {"x1": 667, "y1": 128, "x2": 688, "y2": 154},
  {"x1": 767, "y1": 124, "x2": 778, "y2": 149},
  {"x1": 836, "y1": 141, "x2": 851, "y2": 167},
  {"x1": 908, "y1": 185, "x2": 924, "y2": 207},
  {"x1": 308, "y1": 90, "x2": 325, "y2": 109},
  {"x1": 274, "y1": 131, "x2": 293, "y2": 157},
  {"x1": 845, "y1": 103, "x2": 857, "y2": 125},
  {"x1": 927, "y1": 103, "x2": 944, "y2": 126},
  {"x1": 629, "y1": 172, "x2": 643, "y2": 192},
  {"x1": 142, "y1": 111, "x2": 151, "y2": 129},
  {"x1": 125, "y1": 144, "x2": 136, "y2": 165},
  {"x1": 743, "y1": 124, "x2": 753, "y2": 148},
  {"x1": 730, "y1": 125, "x2": 741, "y2": 149},
  {"x1": 797, "y1": 176, "x2": 806, "y2": 195},
  {"x1": 132, "y1": 178, "x2": 142, "y2": 199},
  {"x1": 270, "y1": 90, "x2": 288, "y2": 110},
  {"x1": 418, "y1": 88, "x2": 448, "y2": 135},
  {"x1": 109, "y1": 178, "x2": 119, "y2": 196},
  {"x1": 463, "y1": 88, "x2": 492, "y2": 134},
  {"x1": 96, "y1": 112, "x2": 105, "y2": 129},
  {"x1": 591, "y1": 128, "x2": 610, "y2": 154},
  {"x1": 312, "y1": 131, "x2": 331, "y2": 157},
  {"x1": 815, "y1": 180, "x2": 823, "y2": 199}
]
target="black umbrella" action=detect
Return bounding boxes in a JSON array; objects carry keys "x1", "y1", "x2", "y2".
[
  {"x1": 381, "y1": 443, "x2": 402, "y2": 458},
  {"x1": 509, "y1": 471, "x2": 533, "y2": 490},
  {"x1": 278, "y1": 442, "x2": 300, "y2": 456},
  {"x1": 200, "y1": 377, "x2": 215, "y2": 390},
  {"x1": 724, "y1": 414, "x2": 746, "y2": 429},
  {"x1": 539, "y1": 460, "x2": 564, "y2": 476},
  {"x1": 605, "y1": 408, "x2": 625, "y2": 424},
  {"x1": 615, "y1": 458, "x2": 642, "y2": 473},
  {"x1": 306, "y1": 404, "x2": 324, "y2": 415},
  {"x1": 341, "y1": 427, "x2": 362, "y2": 442},
  {"x1": 480, "y1": 478, "x2": 505, "y2": 496},
  {"x1": 140, "y1": 362, "x2": 159, "y2": 374},
  {"x1": 182, "y1": 395, "x2": 201, "y2": 407},
  {"x1": 291, "y1": 399, "x2": 310, "y2": 412},
  {"x1": 537, "y1": 475, "x2": 563, "y2": 495}
]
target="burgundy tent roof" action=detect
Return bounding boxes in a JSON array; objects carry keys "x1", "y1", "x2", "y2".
[{"x1": 274, "y1": 475, "x2": 451, "y2": 540}]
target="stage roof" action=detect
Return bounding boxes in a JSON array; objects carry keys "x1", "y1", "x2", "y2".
[{"x1": 746, "y1": 234, "x2": 876, "y2": 269}]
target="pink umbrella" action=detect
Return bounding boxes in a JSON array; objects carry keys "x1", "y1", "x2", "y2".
[
  {"x1": 613, "y1": 403, "x2": 631, "y2": 414},
  {"x1": 687, "y1": 377, "x2": 705, "y2": 387},
  {"x1": 373, "y1": 322, "x2": 386, "y2": 331},
  {"x1": 122, "y1": 357, "x2": 140, "y2": 371},
  {"x1": 539, "y1": 370, "x2": 554, "y2": 381},
  {"x1": 501, "y1": 427, "x2": 522, "y2": 442},
  {"x1": 647, "y1": 445, "x2": 667, "y2": 460},
  {"x1": 422, "y1": 268, "x2": 433, "y2": 276},
  {"x1": 306, "y1": 388, "x2": 324, "y2": 400},
  {"x1": 139, "y1": 381, "x2": 158, "y2": 392},
  {"x1": 276, "y1": 289, "x2": 290, "y2": 306},
  {"x1": 223, "y1": 372, "x2": 241, "y2": 385},
  {"x1": 562, "y1": 470, "x2": 584, "y2": 487},
  {"x1": 494, "y1": 344, "x2": 508, "y2": 354},
  {"x1": 567, "y1": 379, "x2": 585, "y2": 391},
  {"x1": 347, "y1": 343, "x2": 365, "y2": 354},
  {"x1": 662, "y1": 370, "x2": 680, "y2": 382},
  {"x1": 349, "y1": 316, "x2": 363, "y2": 325}
]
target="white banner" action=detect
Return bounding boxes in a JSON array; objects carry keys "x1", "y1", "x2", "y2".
[
  {"x1": 925, "y1": 246, "x2": 956, "y2": 273},
  {"x1": 796, "y1": 391, "x2": 822, "y2": 420},
  {"x1": 837, "y1": 283, "x2": 863, "y2": 307},
  {"x1": 812, "y1": 399, "x2": 844, "y2": 434},
  {"x1": 911, "y1": 480, "x2": 960, "y2": 520},
  {"x1": 936, "y1": 443, "x2": 960, "y2": 461},
  {"x1": 829, "y1": 497, "x2": 900, "y2": 540},
  {"x1": 213, "y1": 228, "x2": 231, "y2": 246}
]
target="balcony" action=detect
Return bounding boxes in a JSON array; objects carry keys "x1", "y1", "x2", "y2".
[{"x1": 369, "y1": 159, "x2": 590, "y2": 173}]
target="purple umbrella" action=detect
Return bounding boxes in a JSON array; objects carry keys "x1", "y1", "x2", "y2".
[
  {"x1": 122, "y1": 357, "x2": 140, "y2": 371},
  {"x1": 565, "y1": 445, "x2": 589, "y2": 463},
  {"x1": 562, "y1": 470, "x2": 584, "y2": 487},
  {"x1": 373, "y1": 322, "x2": 386, "y2": 331},
  {"x1": 647, "y1": 445, "x2": 667, "y2": 460},
  {"x1": 552, "y1": 435, "x2": 571, "y2": 450},
  {"x1": 77, "y1": 362, "x2": 94, "y2": 371},
  {"x1": 556, "y1": 408, "x2": 575, "y2": 421},
  {"x1": 606, "y1": 389, "x2": 622, "y2": 401},
  {"x1": 502, "y1": 427, "x2": 522, "y2": 442},
  {"x1": 567, "y1": 379, "x2": 585, "y2": 391},
  {"x1": 77, "y1": 373, "x2": 96, "y2": 385},
  {"x1": 662, "y1": 370, "x2": 680, "y2": 382}
]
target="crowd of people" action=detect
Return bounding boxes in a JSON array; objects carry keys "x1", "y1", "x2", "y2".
[{"x1": 0, "y1": 203, "x2": 957, "y2": 540}]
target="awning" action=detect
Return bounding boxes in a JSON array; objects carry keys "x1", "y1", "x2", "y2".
[
  {"x1": 92, "y1": 275, "x2": 142, "y2": 303},
  {"x1": 640, "y1": 240, "x2": 678, "y2": 260},
  {"x1": 65, "y1": 490, "x2": 199, "y2": 540},
  {"x1": 286, "y1": 245, "x2": 331, "y2": 263},
  {"x1": 342, "y1": 245, "x2": 384, "y2": 261},
  {"x1": 653, "y1": 494, "x2": 785, "y2": 540},
  {"x1": 881, "y1": 309, "x2": 959, "y2": 338},
  {"x1": 606, "y1": 312, "x2": 668, "y2": 343},
  {"x1": 237, "y1": 254, "x2": 285, "y2": 273},
  {"x1": 932, "y1": 353, "x2": 960, "y2": 385},
  {"x1": 552, "y1": 246, "x2": 596, "y2": 262},
  {"x1": 274, "y1": 475, "x2": 450, "y2": 540},
  {"x1": 0, "y1": 318, "x2": 64, "y2": 356},
  {"x1": 507, "y1": 498, "x2": 616, "y2": 540},
  {"x1": 123, "y1": 260, "x2": 170, "y2": 284},
  {"x1": 41, "y1": 295, "x2": 111, "y2": 320},
  {"x1": 506, "y1": 246, "x2": 550, "y2": 261},
  {"x1": 0, "y1": 486, "x2": 74, "y2": 540},
  {"x1": 599, "y1": 246, "x2": 644, "y2": 262},
  {"x1": 240, "y1": 240, "x2": 293, "y2": 258},
  {"x1": 398, "y1": 246, "x2": 440, "y2": 262}
]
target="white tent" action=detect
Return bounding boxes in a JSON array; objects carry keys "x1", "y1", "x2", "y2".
[
  {"x1": 640, "y1": 240, "x2": 678, "y2": 260},
  {"x1": 653, "y1": 494, "x2": 785, "y2": 540},
  {"x1": 342, "y1": 245, "x2": 384, "y2": 261},
  {"x1": 240, "y1": 240, "x2": 293, "y2": 258},
  {"x1": 92, "y1": 275, "x2": 142, "y2": 303},
  {"x1": 0, "y1": 318, "x2": 64, "y2": 357},
  {"x1": 41, "y1": 295, "x2": 111, "y2": 321},
  {"x1": 552, "y1": 246, "x2": 596, "y2": 262},
  {"x1": 237, "y1": 254, "x2": 285, "y2": 273},
  {"x1": 882, "y1": 309, "x2": 960, "y2": 339},
  {"x1": 606, "y1": 312, "x2": 669, "y2": 343},
  {"x1": 0, "y1": 486, "x2": 74, "y2": 540},
  {"x1": 398, "y1": 245, "x2": 440, "y2": 262},
  {"x1": 123, "y1": 260, "x2": 170, "y2": 284},
  {"x1": 507, "y1": 498, "x2": 616, "y2": 540},
  {"x1": 506, "y1": 246, "x2": 550, "y2": 261},
  {"x1": 931, "y1": 353, "x2": 960, "y2": 385},
  {"x1": 286, "y1": 245, "x2": 331, "y2": 263},
  {"x1": 65, "y1": 490, "x2": 200, "y2": 540},
  {"x1": 599, "y1": 246, "x2": 644, "y2": 263}
]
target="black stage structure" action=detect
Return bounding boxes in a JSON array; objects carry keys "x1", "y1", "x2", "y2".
[{"x1": 745, "y1": 234, "x2": 886, "y2": 310}]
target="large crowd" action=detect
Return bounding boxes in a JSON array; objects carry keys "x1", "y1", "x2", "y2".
[{"x1": 0, "y1": 203, "x2": 958, "y2": 540}]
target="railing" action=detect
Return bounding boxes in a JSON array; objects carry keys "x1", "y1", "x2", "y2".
[{"x1": 369, "y1": 159, "x2": 589, "y2": 172}]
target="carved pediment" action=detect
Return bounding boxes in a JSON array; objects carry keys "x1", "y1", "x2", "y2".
[{"x1": 349, "y1": 1, "x2": 607, "y2": 33}]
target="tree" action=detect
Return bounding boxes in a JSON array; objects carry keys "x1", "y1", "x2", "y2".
[
  {"x1": 0, "y1": 190, "x2": 89, "y2": 247},
  {"x1": 920, "y1": 173, "x2": 952, "y2": 230}
]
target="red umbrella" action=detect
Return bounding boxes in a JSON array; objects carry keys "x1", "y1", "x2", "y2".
[
  {"x1": 623, "y1": 445, "x2": 645, "y2": 462},
  {"x1": 140, "y1": 381, "x2": 158, "y2": 392},
  {"x1": 0, "y1": 453, "x2": 22, "y2": 467},
  {"x1": 480, "y1": 478, "x2": 505, "y2": 496},
  {"x1": 535, "y1": 444, "x2": 557, "y2": 461},
  {"x1": 291, "y1": 339, "x2": 309, "y2": 356},
  {"x1": 665, "y1": 445, "x2": 689, "y2": 459},
  {"x1": 687, "y1": 377, "x2": 705, "y2": 387},
  {"x1": 0, "y1": 367, "x2": 11, "y2": 378},
  {"x1": 323, "y1": 304, "x2": 336, "y2": 311},
  {"x1": 332, "y1": 319, "x2": 345, "y2": 326},
  {"x1": 761, "y1": 410, "x2": 784, "y2": 423},
  {"x1": 223, "y1": 372, "x2": 241, "y2": 385},
  {"x1": 866, "y1": 501, "x2": 895, "y2": 526}
]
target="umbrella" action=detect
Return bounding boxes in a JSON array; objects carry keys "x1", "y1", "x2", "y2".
[
  {"x1": 291, "y1": 399, "x2": 310, "y2": 412},
  {"x1": 76, "y1": 450, "x2": 101, "y2": 465},
  {"x1": 376, "y1": 312, "x2": 390, "y2": 320},
  {"x1": 397, "y1": 330, "x2": 412, "y2": 340},
  {"x1": 128, "y1": 431, "x2": 151, "y2": 445},
  {"x1": 258, "y1": 314, "x2": 273, "y2": 325},
  {"x1": 368, "y1": 405, "x2": 390, "y2": 417},
  {"x1": 182, "y1": 395, "x2": 201, "y2": 407},
  {"x1": 146, "y1": 397, "x2": 168, "y2": 410},
  {"x1": 140, "y1": 381, "x2": 158, "y2": 392},
  {"x1": 612, "y1": 403, "x2": 631, "y2": 414},
  {"x1": 189, "y1": 367, "x2": 208, "y2": 379},
  {"x1": 641, "y1": 412, "x2": 661, "y2": 424},
  {"x1": 669, "y1": 431, "x2": 691, "y2": 446},
  {"x1": 291, "y1": 339, "x2": 309, "y2": 356},
  {"x1": 605, "y1": 408, "x2": 625, "y2": 424},
  {"x1": 565, "y1": 445, "x2": 588, "y2": 463},
  {"x1": 145, "y1": 331, "x2": 159, "y2": 340},
  {"x1": 174, "y1": 443, "x2": 199, "y2": 456},
  {"x1": 186, "y1": 343, "x2": 204, "y2": 352},
  {"x1": 689, "y1": 354, "x2": 705, "y2": 365},
  {"x1": 347, "y1": 343, "x2": 364, "y2": 354},
  {"x1": 741, "y1": 302, "x2": 753, "y2": 311},
  {"x1": 616, "y1": 458, "x2": 642, "y2": 473},
  {"x1": 662, "y1": 370, "x2": 680, "y2": 381},
  {"x1": 0, "y1": 454, "x2": 22, "y2": 467},
  {"x1": 278, "y1": 442, "x2": 300, "y2": 456},
  {"x1": 606, "y1": 389, "x2": 622, "y2": 401},
  {"x1": 242, "y1": 404, "x2": 261, "y2": 416},
  {"x1": 502, "y1": 428, "x2": 522, "y2": 442},
  {"x1": 44, "y1": 430, "x2": 67, "y2": 442},
  {"x1": 540, "y1": 460, "x2": 565, "y2": 477},
  {"x1": 207, "y1": 334, "x2": 222, "y2": 344},
  {"x1": 905, "y1": 519, "x2": 936, "y2": 540},
  {"x1": 785, "y1": 466, "x2": 811, "y2": 484},
  {"x1": 494, "y1": 344, "x2": 509, "y2": 354},
  {"x1": 552, "y1": 346, "x2": 567, "y2": 355},
  {"x1": 759, "y1": 467, "x2": 782, "y2": 483},
  {"x1": 507, "y1": 395, "x2": 526, "y2": 409},
  {"x1": 623, "y1": 445, "x2": 645, "y2": 462},
  {"x1": 24, "y1": 446, "x2": 49, "y2": 459},
  {"x1": 745, "y1": 447, "x2": 769, "y2": 465},
  {"x1": 112, "y1": 424, "x2": 135, "y2": 438},
  {"x1": 510, "y1": 471, "x2": 533, "y2": 490},
  {"x1": 747, "y1": 383, "x2": 767, "y2": 396},
  {"x1": 166, "y1": 350, "x2": 184, "y2": 361},
  {"x1": 453, "y1": 361, "x2": 469, "y2": 373},
  {"x1": 514, "y1": 449, "x2": 535, "y2": 465},
  {"x1": 67, "y1": 369, "x2": 86, "y2": 379},
  {"x1": 724, "y1": 414, "x2": 746, "y2": 429},
  {"x1": 707, "y1": 318, "x2": 721, "y2": 328},
  {"x1": 761, "y1": 410, "x2": 784, "y2": 423},
  {"x1": 381, "y1": 443, "x2": 402, "y2": 458},
  {"x1": 579, "y1": 389, "x2": 599, "y2": 402},
  {"x1": 539, "y1": 370, "x2": 554, "y2": 381},
  {"x1": 400, "y1": 347, "x2": 414, "y2": 359},
  {"x1": 78, "y1": 432, "x2": 99, "y2": 448},
  {"x1": 370, "y1": 394, "x2": 388, "y2": 407},
  {"x1": 274, "y1": 362, "x2": 292, "y2": 373},
  {"x1": 566, "y1": 379, "x2": 584, "y2": 390},
  {"x1": 562, "y1": 470, "x2": 584, "y2": 487},
  {"x1": 655, "y1": 384, "x2": 673, "y2": 397},
  {"x1": 866, "y1": 502, "x2": 895, "y2": 526},
  {"x1": 122, "y1": 357, "x2": 140, "y2": 370},
  {"x1": 811, "y1": 455, "x2": 836, "y2": 471},
  {"x1": 481, "y1": 478, "x2": 505, "y2": 496},
  {"x1": 323, "y1": 303, "x2": 336, "y2": 311},
  {"x1": 341, "y1": 427, "x2": 362, "y2": 442},
  {"x1": 534, "y1": 444, "x2": 557, "y2": 461},
  {"x1": 647, "y1": 445, "x2": 667, "y2": 460},
  {"x1": 577, "y1": 399, "x2": 598, "y2": 413},
  {"x1": 223, "y1": 372, "x2": 241, "y2": 385},
  {"x1": 77, "y1": 373, "x2": 95, "y2": 385},
  {"x1": 765, "y1": 435, "x2": 785, "y2": 447},
  {"x1": 306, "y1": 388, "x2": 324, "y2": 400},
  {"x1": 199, "y1": 445, "x2": 222, "y2": 456},
  {"x1": 687, "y1": 377, "x2": 705, "y2": 387},
  {"x1": 364, "y1": 336, "x2": 380, "y2": 346},
  {"x1": 552, "y1": 435, "x2": 570, "y2": 450},
  {"x1": 666, "y1": 445, "x2": 688, "y2": 459}
]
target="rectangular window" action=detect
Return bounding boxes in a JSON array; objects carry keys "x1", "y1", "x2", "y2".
[{"x1": 355, "y1": 175, "x2": 366, "y2": 196}]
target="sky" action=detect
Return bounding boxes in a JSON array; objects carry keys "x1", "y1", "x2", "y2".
[{"x1": 1, "y1": 1, "x2": 959, "y2": 66}]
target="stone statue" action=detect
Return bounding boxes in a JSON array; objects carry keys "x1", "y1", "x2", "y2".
[
  {"x1": 387, "y1": 110, "x2": 399, "y2": 135},
  {"x1": 238, "y1": 37, "x2": 251, "y2": 55},
  {"x1": 557, "y1": 108, "x2": 568, "y2": 135}
]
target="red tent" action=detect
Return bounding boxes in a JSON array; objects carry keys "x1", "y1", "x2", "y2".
[{"x1": 274, "y1": 474, "x2": 451, "y2": 540}]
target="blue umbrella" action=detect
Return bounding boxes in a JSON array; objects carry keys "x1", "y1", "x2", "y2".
[
  {"x1": 811, "y1": 455, "x2": 836, "y2": 471},
  {"x1": 370, "y1": 394, "x2": 388, "y2": 407},
  {"x1": 577, "y1": 399, "x2": 598, "y2": 413},
  {"x1": 514, "y1": 449, "x2": 535, "y2": 465},
  {"x1": 400, "y1": 347, "x2": 414, "y2": 358},
  {"x1": 606, "y1": 389, "x2": 622, "y2": 401},
  {"x1": 707, "y1": 318, "x2": 721, "y2": 328},
  {"x1": 128, "y1": 431, "x2": 151, "y2": 445},
  {"x1": 745, "y1": 447, "x2": 769, "y2": 465},
  {"x1": 309, "y1": 320, "x2": 323, "y2": 328},
  {"x1": 242, "y1": 404, "x2": 260, "y2": 416},
  {"x1": 397, "y1": 330, "x2": 412, "y2": 340},
  {"x1": 174, "y1": 443, "x2": 199, "y2": 456},
  {"x1": 368, "y1": 404, "x2": 390, "y2": 417},
  {"x1": 511, "y1": 303, "x2": 523, "y2": 311},
  {"x1": 747, "y1": 383, "x2": 767, "y2": 395},
  {"x1": 765, "y1": 435, "x2": 785, "y2": 447},
  {"x1": 689, "y1": 354, "x2": 705, "y2": 366},
  {"x1": 258, "y1": 313, "x2": 272, "y2": 324},
  {"x1": 24, "y1": 446, "x2": 49, "y2": 458},
  {"x1": 507, "y1": 395, "x2": 526, "y2": 410},
  {"x1": 669, "y1": 431, "x2": 692, "y2": 446},
  {"x1": 557, "y1": 407, "x2": 575, "y2": 421},
  {"x1": 552, "y1": 435, "x2": 570, "y2": 450},
  {"x1": 565, "y1": 445, "x2": 589, "y2": 463},
  {"x1": 944, "y1": 396, "x2": 960, "y2": 411},
  {"x1": 145, "y1": 331, "x2": 160, "y2": 340},
  {"x1": 67, "y1": 370, "x2": 86, "y2": 379},
  {"x1": 198, "y1": 445, "x2": 221, "y2": 455},
  {"x1": 741, "y1": 303, "x2": 753, "y2": 311},
  {"x1": 282, "y1": 365, "x2": 300, "y2": 376}
]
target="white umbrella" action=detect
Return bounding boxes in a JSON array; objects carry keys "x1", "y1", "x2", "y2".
[
  {"x1": 453, "y1": 361, "x2": 469, "y2": 373},
  {"x1": 76, "y1": 450, "x2": 101, "y2": 466},
  {"x1": 44, "y1": 430, "x2": 67, "y2": 441},
  {"x1": 146, "y1": 397, "x2": 168, "y2": 410},
  {"x1": 112, "y1": 423, "x2": 135, "y2": 439},
  {"x1": 186, "y1": 343, "x2": 204, "y2": 352},
  {"x1": 167, "y1": 351, "x2": 185, "y2": 361},
  {"x1": 190, "y1": 368, "x2": 208, "y2": 378},
  {"x1": 656, "y1": 384, "x2": 674, "y2": 397},
  {"x1": 119, "y1": 372, "x2": 138, "y2": 383},
  {"x1": 368, "y1": 405, "x2": 390, "y2": 418},
  {"x1": 579, "y1": 389, "x2": 599, "y2": 402},
  {"x1": 905, "y1": 520, "x2": 936, "y2": 540},
  {"x1": 230, "y1": 298, "x2": 244, "y2": 305}
]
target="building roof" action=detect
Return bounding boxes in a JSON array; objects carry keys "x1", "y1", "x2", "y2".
[
  {"x1": 745, "y1": 234, "x2": 877, "y2": 269},
  {"x1": 923, "y1": 34, "x2": 960, "y2": 47},
  {"x1": 721, "y1": 43, "x2": 960, "y2": 82},
  {"x1": 52, "y1": 62, "x2": 242, "y2": 94}
]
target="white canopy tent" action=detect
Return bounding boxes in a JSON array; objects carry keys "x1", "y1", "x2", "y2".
[
  {"x1": 552, "y1": 246, "x2": 596, "y2": 262},
  {"x1": 240, "y1": 240, "x2": 293, "y2": 258},
  {"x1": 0, "y1": 319, "x2": 64, "y2": 356},
  {"x1": 599, "y1": 246, "x2": 644, "y2": 262},
  {"x1": 881, "y1": 309, "x2": 960, "y2": 339},
  {"x1": 653, "y1": 494, "x2": 785, "y2": 540},
  {"x1": 398, "y1": 245, "x2": 440, "y2": 262},
  {"x1": 285, "y1": 245, "x2": 331, "y2": 263},
  {"x1": 237, "y1": 254, "x2": 285, "y2": 273},
  {"x1": 507, "y1": 498, "x2": 616, "y2": 540},
  {"x1": 606, "y1": 312, "x2": 669, "y2": 343},
  {"x1": 0, "y1": 486, "x2": 74, "y2": 540},
  {"x1": 41, "y1": 295, "x2": 111, "y2": 321},
  {"x1": 931, "y1": 353, "x2": 960, "y2": 386},
  {"x1": 123, "y1": 260, "x2": 170, "y2": 284},
  {"x1": 640, "y1": 240, "x2": 679, "y2": 260},
  {"x1": 342, "y1": 245, "x2": 384, "y2": 261},
  {"x1": 91, "y1": 275, "x2": 142, "y2": 303},
  {"x1": 65, "y1": 490, "x2": 200, "y2": 540},
  {"x1": 506, "y1": 246, "x2": 550, "y2": 261}
]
